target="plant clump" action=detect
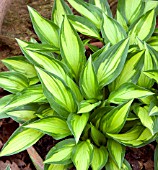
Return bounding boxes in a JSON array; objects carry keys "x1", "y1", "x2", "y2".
[{"x1": 0, "y1": 0, "x2": 158, "y2": 169}]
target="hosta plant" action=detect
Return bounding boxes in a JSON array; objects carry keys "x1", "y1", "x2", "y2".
[{"x1": 0, "y1": 0, "x2": 158, "y2": 169}]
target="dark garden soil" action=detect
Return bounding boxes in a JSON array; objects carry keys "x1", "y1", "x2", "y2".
[{"x1": 0, "y1": 0, "x2": 156, "y2": 169}]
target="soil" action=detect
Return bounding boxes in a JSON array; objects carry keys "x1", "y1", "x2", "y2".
[{"x1": 0, "y1": 0, "x2": 156, "y2": 170}]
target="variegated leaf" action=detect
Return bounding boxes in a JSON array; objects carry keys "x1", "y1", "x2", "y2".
[
  {"x1": 52, "y1": 0, "x2": 72, "y2": 27},
  {"x1": 2, "y1": 85, "x2": 46, "y2": 113},
  {"x1": 44, "y1": 139, "x2": 75, "y2": 164},
  {"x1": 68, "y1": 15, "x2": 101, "y2": 40},
  {"x1": 0, "y1": 94, "x2": 14, "y2": 118},
  {"x1": 149, "y1": 99, "x2": 158, "y2": 116},
  {"x1": 100, "y1": 100, "x2": 132, "y2": 134},
  {"x1": 93, "y1": 0, "x2": 112, "y2": 17},
  {"x1": 24, "y1": 50, "x2": 82, "y2": 102},
  {"x1": 28, "y1": 6, "x2": 59, "y2": 47},
  {"x1": 108, "y1": 83, "x2": 154, "y2": 104},
  {"x1": 117, "y1": 0, "x2": 144, "y2": 25},
  {"x1": 25, "y1": 43, "x2": 60, "y2": 53},
  {"x1": 67, "y1": 0, "x2": 102, "y2": 28},
  {"x1": 67, "y1": 113, "x2": 89, "y2": 143},
  {"x1": 2, "y1": 56, "x2": 37, "y2": 79},
  {"x1": 134, "y1": 106, "x2": 158, "y2": 135},
  {"x1": 102, "y1": 13, "x2": 127, "y2": 45},
  {"x1": 91, "y1": 146, "x2": 108, "y2": 170},
  {"x1": 6, "y1": 104, "x2": 38, "y2": 123},
  {"x1": 128, "y1": 9, "x2": 156, "y2": 44},
  {"x1": 91, "y1": 124, "x2": 106, "y2": 146},
  {"x1": 143, "y1": 1, "x2": 158, "y2": 14},
  {"x1": 107, "y1": 125, "x2": 154, "y2": 147},
  {"x1": 107, "y1": 139, "x2": 125, "y2": 169},
  {"x1": 94, "y1": 38, "x2": 129, "y2": 88},
  {"x1": 78, "y1": 100, "x2": 101, "y2": 114},
  {"x1": 138, "y1": 43, "x2": 158, "y2": 88},
  {"x1": 71, "y1": 140, "x2": 93, "y2": 170},
  {"x1": 109, "y1": 50, "x2": 145, "y2": 91},
  {"x1": 25, "y1": 117, "x2": 71, "y2": 140},
  {"x1": 0, "y1": 126, "x2": 43, "y2": 156},
  {"x1": 144, "y1": 70, "x2": 158, "y2": 83},
  {"x1": 0, "y1": 72, "x2": 29, "y2": 93},
  {"x1": 60, "y1": 15, "x2": 86, "y2": 80},
  {"x1": 80, "y1": 56, "x2": 102, "y2": 100},
  {"x1": 36, "y1": 67, "x2": 77, "y2": 118},
  {"x1": 116, "y1": 10, "x2": 128, "y2": 32},
  {"x1": 44, "y1": 164, "x2": 67, "y2": 170}
]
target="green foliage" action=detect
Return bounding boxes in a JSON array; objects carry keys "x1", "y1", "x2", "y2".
[{"x1": 0, "y1": 0, "x2": 158, "y2": 169}]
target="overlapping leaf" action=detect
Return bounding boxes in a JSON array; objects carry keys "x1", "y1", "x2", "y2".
[
  {"x1": 60, "y1": 15, "x2": 86, "y2": 80},
  {"x1": 80, "y1": 56, "x2": 102, "y2": 100},
  {"x1": 44, "y1": 139, "x2": 75, "y2": 164},
  {"x1": 91, "y1": 146, "x2": 108, "y2": 170},
  {"x1": 102, "y1": 13, "x2": 127, "y2": 45},
  {"x1": 52, "y1": 0, "x2": 72, "y2": 27},
  {"x1": 67, "y1": 0, "x2": 102, "y2": 28},
  {"x1": 128, "y1": 9, "x2": 156, "y2": 44},
  {"x1": 94, "y1": 38, "x2": 129, "y2": 88},
  {"x1": 109, "y1": 50, "x2": 145, "y2": 91},
  {"x1": 25, "y1": 117, "x2": 71, "y2": 139},
  {"x1": 71, "y1": 140, "x2": 93, "y2": 170},
  {"x1": 67, "y1": 113, "x2": 89, "y2": 143},
  {"x1": 0, "y1": 72, "x2": 29, "y2": 93},
  {"x1": 108, "y1": 83, "x2": 154, "y2": 104},
  {"x1": 100, "y1": 100, "x2": 132, "y2": 134}
]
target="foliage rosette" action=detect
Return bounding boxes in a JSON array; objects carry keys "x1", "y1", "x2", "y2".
[{"x1": 0, "y1": 0, "x2": 158, "y2": 169}]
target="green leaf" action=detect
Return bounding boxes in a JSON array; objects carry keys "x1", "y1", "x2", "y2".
[
  {"x1": 78, "y1": 100, "x2": 101, "y2": 114},
  {"x1": 107, "y1": 125, "x2": 155, "y2": 147},
  {"x1": 44, "y1": 164, "x2": 67, "y2": 170},
  {"x1": 52, "y1": 0, "x2": 72, "y2": 27},
  {"x1": 144, "y1": 70, "x2": 158, "y2": 83},
  {"x1": 0, "y1": 126, "x2": 43, "y2": 156},
  {"x1": 68, "y1": 15, "x2": 101, "y2": 40},
  {"x1": 149, "y1": 99, "x2": 158, "y2": 116},
  {"x1": 24, "y1": 50, "x2": 82, "y2": 102},
  {"x1": 107, "y1": 139, "x2": 125, "y2": 169},
  {"x1": 28, "y1": 6, "x2": 59, "y2": 47},
  {"x1": 93, "y1": 0, "x2": 112, "y2": 17},
  {"x1": 67, "y1": 0, "x2": 102, "y2": 28},
  {"x1": 25, "y1": 43, "x2": 60, "y2": 53},
  {"x1": 109, "y1": 50, "x2": 145, "y2": 91},
  {"x1": 154, "y1": 144, "x2": 158, "y2": 170},
  {"x1": 60, "y1": 15, "x2": 86, "y2": 80},
  {"x1": 44, "y1": 139, "x2": 75, "y2": 164},
  {"x1": 137, "y1": 43, "x2": 157, "y2": 88},
  {"x1": 3, "y1": 85, "x2": 46, "y2": 113},
  {"x1": 25, "y1": 117, "x2": 71, "y2": 140},
  {"x1": 135, "y1": 106, "x2": 158, "y2": 135},
  {"x1": 102, "y1": 13, "x2": 127, "y2": 45},
  {"x1": 80, "y1": 56, "x2": 101, "y2": 100},
  {"x1": 91, "y1": 146, "x2": 108, "y2": 170},
  {"x1": 2, "y1": 56, "x2": 37, "y2": 79},
  {"x1": 90, "y1": 124, "x2": 106, "y2": 146},
  {"x1": 128, "y1": 9, "x2": 156, "y2": 44},
  {"x1": 108, "y1": 83, "x2": 154, "y2": 104},
  {"x1": 143, "y1": 1, "x2": 158, "y2": 14},
  {"x1": 67, "y1": 113, "x2": 89, "y2": 143},
  {"x1": 100, "y1": 100, "x2": 132, "y2": 133},
  {"x1": 0, "y1": 72, "x2": 29, "y2": 93},
  {"x1": 116, "y1": 10, "x2": 128, "y2": 32},
  {"x1": 117, "y1": 0, "x2": 144, "y2": 25},
  {"x1": 6, "y1": 104, "x2": 38, "y2": 123},
  {"x1": 5, "y1": 165, "x2": 11, "y2": 170},
  {"x1": 36, "y1": 67, "x2": 77, "y2": 118},
  {"x1": 94, "y1": 38, "x2": 129, "y2": 88},
  {"x1": 71, "y1": 140, "x2": 93, "y2": 170}
]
